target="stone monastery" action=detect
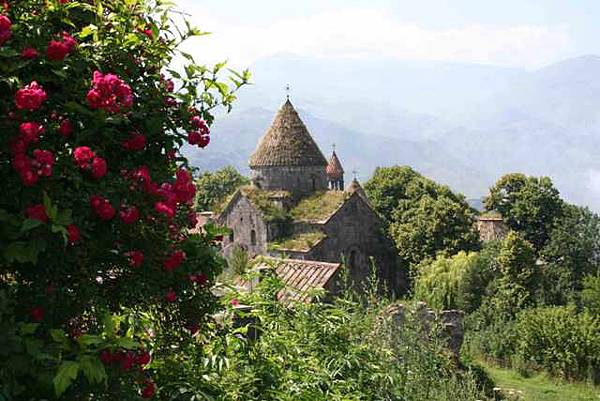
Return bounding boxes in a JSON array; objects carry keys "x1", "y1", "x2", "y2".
[{"x1": 216, "y1": 99, "x2": 405, "y2": 295}]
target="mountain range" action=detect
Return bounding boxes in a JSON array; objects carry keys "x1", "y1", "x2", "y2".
[{"x1": 184, "y1": 53, "x2": 600, "y2": 211}]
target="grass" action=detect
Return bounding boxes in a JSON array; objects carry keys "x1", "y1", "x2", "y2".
[
  {"x1": 480, "y1": 360, "x2": 600, "y2": 401},
  {"x1": 290, "y1": 190, "x2": 347, "y2": 222},
  {"x1": 268, "y1": 230, "x2": 326, "y2": 251}
]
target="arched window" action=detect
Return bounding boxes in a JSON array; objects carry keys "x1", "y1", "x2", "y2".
[
  {"x1": 250, "y1": 229, "x2": 257, "y2": 246},
  {"x1": 349, "y1": 250, "x2": 357, "y2": 270},
  {"x1": 312, "y1": 177, "x2": 317, "y2": 190}
]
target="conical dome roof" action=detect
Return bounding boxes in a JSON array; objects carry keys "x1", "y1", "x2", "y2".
[
  {"x1": 249, "y1": 100, "x2": 328, "y2": 168},
  {"x1": 326, "y1": 151, "x2": 344, "y2": 179}
]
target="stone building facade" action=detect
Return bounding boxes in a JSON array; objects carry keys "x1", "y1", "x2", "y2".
[
  {"x1": 475, "y1": 215, "x2": 508, "y2": 242},
  {"x1": 217, "y1": 99, "x2": 405, "y2": 296}
]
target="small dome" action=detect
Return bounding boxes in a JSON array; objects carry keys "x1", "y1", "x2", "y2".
[{"x1": 326, "y1": 151, "x2": 344, "y2": 179}]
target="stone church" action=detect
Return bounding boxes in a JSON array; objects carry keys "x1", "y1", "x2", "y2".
[{"x1": 216, "y1": 99, "x2": 405, "y2": 295}]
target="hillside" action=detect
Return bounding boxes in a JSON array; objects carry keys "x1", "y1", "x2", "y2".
[{"x1": 186, "y1": 54, "x2": 600, "y2": 211}]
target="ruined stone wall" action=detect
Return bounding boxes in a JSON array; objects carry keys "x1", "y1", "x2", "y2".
[
  {"x1": 251, "y1": 165, "x2": 328, "y2": 197},
  {"x1": 220, "y1": 196, "x2": 267, "y2": 258},
  {"x1": 305, "y1": 194, "x2": 406, "y2": 295}
]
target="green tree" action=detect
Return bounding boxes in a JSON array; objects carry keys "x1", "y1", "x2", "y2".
[
  {"x1": 538, "y1": 204, "x2": 600, "y2": 305},
  {"x1": 414, "y1": 251, "x2": 494, "y2": 312},
  {"x1": 195, "y1": 166, "x2": 249, "y2": 211},
  {"x1": 365, "y1": 166, "x2": 479, "y2": 267},
  {"x1": 493, "y1": 231, "x2": 537, "y2": 318},
  {"x1": 485, "y1": 173, "x2": 563, "y2": 251},
  {"x1": 581, "y1": 273, "x2": 600, "y2": 315}
]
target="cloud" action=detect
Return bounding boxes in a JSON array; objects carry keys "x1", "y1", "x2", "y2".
[{"x1": 175, "y1": 3, "x2": 571, "y2": 69}]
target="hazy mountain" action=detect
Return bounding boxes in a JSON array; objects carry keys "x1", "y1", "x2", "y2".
[{"x1": 187, "y1": 54, "x2": 600, "y2": 211}]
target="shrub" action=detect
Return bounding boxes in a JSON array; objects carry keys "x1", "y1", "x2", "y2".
[
  {"x1": 514, "y1": 306, "x2": 600, "y2": 382},
  {"x1": 582, "y1": 273, "x2": 600, "y2": 315},
  {"x1": 0, "y1": 0, "x2": 247, "y2": 399}
]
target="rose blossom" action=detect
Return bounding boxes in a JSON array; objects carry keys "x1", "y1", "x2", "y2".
[
  {"x1": 15, "y1": 81, "x2": 47, "y2": 111},
  {"x1": 163, "y1": 250, "x2": 186, "y2": 272},
  {"x1": 21, "y1": 47, "x2": 39, "y2": 59},
  {"x1": 26, "y1": 204, "x2": 48, "y2": 222},
  {"x1": 30, "y1": 306, "x2": 44, "y2": 322},
  {"x1": 164, "y1": 289, "x2": 177, "y2": 303},
  {"x1": 19, "y1": 122, "x2": 44, "y2": 144},
  {"x1": 0, "y1": 15, "x2": 11, "y2": 46},
  {"x1": 73, "y1": 146, "x2": 95, "y2": 168},
  {"x1": 121, "y1": 132, "x2": 146, "y2": 151},
  {"x1": 91, "y1": 156, "x2": 107, "y2": 179},
  {"x1": 119, "y1": 205, "x2": 140, "y2": 224},
  {"x1": 126, "y1": 250, "x2": 144, "y2": 267},
  {"x1": 58, "y1": 119, "x2": 73, "y2": 137},
  {"x1": 90, "y1": 195, "x2": 115, "y2": 221},
  {"x1": 67, "y1": 224, "x2": 81, "y2": 244}
]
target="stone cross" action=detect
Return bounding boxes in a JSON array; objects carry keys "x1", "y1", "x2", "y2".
[{"x1": 285, "y1": 84, "x2": 291, "y2": 100}]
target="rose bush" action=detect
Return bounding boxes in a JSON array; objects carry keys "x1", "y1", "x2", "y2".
[{"x1": 0, "y1": 0, "x2": 248, "y2": 399}]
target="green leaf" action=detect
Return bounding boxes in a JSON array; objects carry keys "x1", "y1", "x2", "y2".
[
  {"x1": 20, "y1": 219, "x2": 43, "y2": 233},
  {"x1": 43, "y1": 193, "x2": 58, "y2": 221},
  {"x1": 53, "y1": 361, "x2": 79, "y2": 397},
  {"x1": 50, "y1": 329, "x2": 69, "y2": 347},
  {"x1": 19, "y1": 323, "x2": 40, "y2": 336},
  {"x1": 79, "y1": 355, "x2": 106, "y2": 385},
  {"x1": 114, "y1": 337, "x2": 138, "y2": 349},
  {"x1": 80, "y1": 24, "x2": 97, "y2": 39},
  {"x1": 3, "y1": 242, "x2": 29, "y2": 263},
  {"x1": 77, "y1": 334, "x2": 104, "y2": 347}
]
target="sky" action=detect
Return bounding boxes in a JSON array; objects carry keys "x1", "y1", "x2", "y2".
[{"x1": 174, "y1": 0, "x2": 600, "y2": 70}]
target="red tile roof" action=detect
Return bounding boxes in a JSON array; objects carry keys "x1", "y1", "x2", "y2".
[{"x1": 253, "y1": 257, "x2": 341, "y2": 303}]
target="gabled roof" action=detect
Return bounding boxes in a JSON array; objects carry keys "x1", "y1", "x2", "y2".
[
  {"x1": 346, "y1": 178, "x2": 370, "y2": 205},
  {"x1": 249, "y1": 100, "x2": 328, "y2": 168},
  {"x1": 326, "y1": 151, "x2": 344, "y2": 179}
]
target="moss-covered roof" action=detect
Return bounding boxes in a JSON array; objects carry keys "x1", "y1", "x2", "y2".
[
  {"x1": 268, "y1": 230, "x2": 326, "y2": 252},
  {"x1": 249, "y1": 100, "x2": 328, "y2": 168},
  {"x1": 239, "y1": 186, "x2": 290, "y2": 222},
  {"x1": 290, "y1": 190, "x2": 348, "y2": 222}
]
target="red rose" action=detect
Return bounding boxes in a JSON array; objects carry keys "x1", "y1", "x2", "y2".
[
  {"x1": 121, "y1": 351, "x2": 136, "y2": 371},
  {"x1": 126, "y1": 250, "x2": 144, "y2": 267},
  {"x1": 141, "y1": 381, "x2": 155, "y2": 399},
  {"x1": 21, "y1": 169, "x2": 39, "y2": 186},
  {"x1": 90, "y1": 195, "x2": 115, "y2": 220},
  {"x1": 121, "y1": 132, "x2": 146, "y2": 151},
  {"x1": 26, "y1": 204, "x2": 48, "y2": 222},
  {"x1": 73, "y1": 146, "x2": 95, "y2": 169},
  {"x1": 32, "y1": 149, "x2": 55, "y2": 177},
  {"x1": 91, "y1": 156, "x2": 107, "y2": 179},
  {"x1": 163, "y1": 250, "x2": 186, "y2": 272},
  {"x1": 0, "y1": 15, "x2": 11, "y2": 46},
  {"x1": 187, "y1": 131, "x2": 201, "y2": 145},
  {"x1": 165, "y1": 289, "x2": 177, "y2": 303},
  {"x1": 99, "y1": 349, "x2": 114, "y2": 364},
  {"x1": 154, "y1": 201, "x2": 175, "y2": 218},
  {"x1": 21, "y1": 47, "x2": 39, "y2": 59},
  {"x1": 61, "y1": 32, "x2": 77, "y2": 51},
  {"x1": 230, "y1": 299, "x2": 240, "y2": 307},
  {"x1": 135, "y1": 350, "x2": 151, "y2": 366},
  {"x1": 30, "y1": 306, "x2": 44, "y2": 322},
  {"x1": 19, "y1": 122, "x2": 44, "y2": 144},
  {"x1": 67, "y1": 224, "x2": 81, "y2": 244},
  {"x1": 58, "y1": 119, "x2": 73, "y2": 136},
  {"x1": 15, "y1": 81, "x2": 47, "y2": 111},
  {"x1": 189, "y1": 273, "x2": 207, "y2": 286},
  {"x1": 190, "y1": 116, "x2": 209, "y2": 134},
  {"x1": 198, "y1": 135, "x2": 210, "y2": 148},
  {"x1": 119, "y1": 205, "x2": 140, "y2": 224},
  {"x1": 87, "y1": 71, "x2": 133, "y2": 113},
  {"x1": 47, "y1": 40, "x2": 69, "y2": 61}
]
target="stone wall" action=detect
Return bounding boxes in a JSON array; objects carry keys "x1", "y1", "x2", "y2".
[
  {"x1": 476, "y1": 218, "x2": 508, "y2": 242},
  {"x1": 251, "y1": 165, "x2": 328, "y2": 197},
  {"x1": 220, "y1": 196, "x2": 267, "y2": 258}
]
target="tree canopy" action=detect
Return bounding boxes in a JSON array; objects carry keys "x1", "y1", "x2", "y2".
[
  {"x1": 364, "y1": 166, "x2": 479, "y2": 267},
  {"x1": 195, "y1": 166, "x2": 249, "y2": 211}
]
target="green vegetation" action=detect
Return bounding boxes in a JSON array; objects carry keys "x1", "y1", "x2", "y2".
[
  {"x1": 481, "y1": 361, "x2": 600, "y2": 401},
  {"x1": 364, "y1": 165, "x2": 480, "y2": 267},
  {"x1": 268, "y1": 230, "x2": 326, "y2": 251},
  {"x1": 485, "y1": 173, "x2": 563, "y2": 251},
  {"x1": 155, "y1": 274, "x2": 488, "y2": 400},
  {"x1": 195, "y1": 166, "x2": 249, "y2": 211},
  {"x1": 290, "y1": 190, "x2": 348, "y2": 221},
  {"x1": 234, "y1": 185, "x2": 291, "y2": 222}
]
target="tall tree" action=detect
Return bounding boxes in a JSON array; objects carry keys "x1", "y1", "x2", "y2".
[
  {"x1": 365, "y1": 166, "x2": 479, "y2": 267},
  {"x1": 485, "y1": 173, "x2": 563, "y2": 251},
  {"x1": 195, "y1": 166, "x2": 249, "y2": 211}
]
